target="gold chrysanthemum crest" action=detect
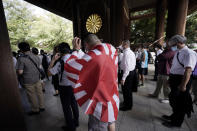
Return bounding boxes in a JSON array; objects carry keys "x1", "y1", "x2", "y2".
[{"x1": 86, "y1": 14, "x2": 102, "y2": 34}]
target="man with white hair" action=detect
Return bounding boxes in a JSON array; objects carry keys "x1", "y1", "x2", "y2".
[{"x1": 162, "y1": 35, "x2": 197, "y2": 127}]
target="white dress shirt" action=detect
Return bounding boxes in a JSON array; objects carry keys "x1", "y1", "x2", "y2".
[
  {"x1": 170, "y1": 46, "x2": 197, "y2": 75},
  {"x1": 120, "y1": 48, "x2": 136, "y2": 80},
  {"x1": 118, "y1": 53, "x2": 123, "y2": 63}
]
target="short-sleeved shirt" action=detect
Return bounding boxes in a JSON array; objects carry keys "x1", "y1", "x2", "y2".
[
  {"x1": 141, "y1": 49, "x2": 148, "y2": 68},
  {"x1": 50, "y1": 50, "x2": 85, "y2": 86},
  {"x1": 16, "y1": 52, "x2": 41, "y2": 84},
  {"x1": 170, "y1": 46, "x2": 197, "y2": 75},
  {"x1": 49, "y1": 54, "x2": 72, "y2": 86}
]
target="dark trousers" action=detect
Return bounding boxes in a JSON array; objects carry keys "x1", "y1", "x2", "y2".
[
  {"x1": 52, "y1": 75, "x2": 59, "y2": 90},
  {"x1": 59, "y1": 86, "x2": 79, "y2": 130},
  {"x1": 154, "y1": 62, "x2": 158, "y2": 80},
  {"x1": 169, "y1": 74, "x2": 193, "y2": 126},
  {"x1": 118, "y1": 70, "x2": 123, "y2": 84},
  {"x1": 44, "y1": 68, "x2": 49, "y2": 80},
  {"x1": 122, "y1": 70, "x2": 136, "y2": 109}
]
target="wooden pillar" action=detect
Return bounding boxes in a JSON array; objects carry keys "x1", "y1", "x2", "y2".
[
  {"x1": 0, "y1": 1, "x2": 26, "y2": 130},
  {"x1": 72, "y1": 0, "x2": 81, "y2": 37},
  {"x1": 166, "y1": 0, "x2": 189, "y2": 39},
  {"x1": 110, "y1": 0, "x2": 124, "y2": 46},
  {"x1": 123, "y1": 0, "x2": 130, "y2": 40},
  {"x1": 110, "y1": 0, "x2": 117, "y2": 45},
  {"x1": 124, "y1": 20, "x2": 131, "y2": 40},
  {"x1": 155, "y1": 0, "x2": 167, "y2": 44}
]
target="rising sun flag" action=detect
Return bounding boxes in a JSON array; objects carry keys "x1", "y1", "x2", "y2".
[{"x1": 64, "y1": 43, "x2": 119, "y2": 122}]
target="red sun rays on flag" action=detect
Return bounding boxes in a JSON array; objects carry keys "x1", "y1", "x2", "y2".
[{"x1": 65, "y1": 43, "x2": 119, "y2": 122}]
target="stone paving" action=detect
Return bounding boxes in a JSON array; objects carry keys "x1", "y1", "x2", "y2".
[{"x1": 20, "y1": 64, "x2": 197, "y2": 131}]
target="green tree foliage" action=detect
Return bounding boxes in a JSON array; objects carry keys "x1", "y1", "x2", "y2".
[
  {"x1": 130, "y1": 10, "x2": 197, "y2": 45},
  {"x1": 3, "y1": 0, "x2": 73, "y2": 52},
  {"x1": 130, "y1": 18, "x2": 156, "y2": 44},
  {"x1": 186, "y1": 11, "x2": 197, "y2": 44},
  {"x1": 130, "y1": 9, "x2": 156, "y2": 44},
  {"x1": 3, "y1": 0, "x2": 36, "y2": 50},
  {"x1": 29, "y1": 13, "x2": 73, "y2": 52}
]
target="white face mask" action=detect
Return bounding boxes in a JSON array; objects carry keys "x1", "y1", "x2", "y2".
[{"x1": 171, "y1": 45, "x2": 178, "y2": 51}]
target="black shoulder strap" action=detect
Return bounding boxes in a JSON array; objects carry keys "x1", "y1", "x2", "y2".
[
  {"x1": 177, "y1": 52, "x2": 184, "y2": 67},
  {"x1": 26, "y1": 56, "x2": 42, "y2": 73},
  {"x1": 60, "y1": 59, "x2": 65, "y2": 82}
]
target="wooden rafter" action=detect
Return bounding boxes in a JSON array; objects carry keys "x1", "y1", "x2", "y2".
[{"x1": 130, "y1": 12, "x2": 156, "y2": 20}]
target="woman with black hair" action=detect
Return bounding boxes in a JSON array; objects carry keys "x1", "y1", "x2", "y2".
[
  {"x1": 50, "y1": 46, "x2": 60, "y2": 96},
  {"x1": 48, "y1": 42, "x2": 79, "y2": 131}
]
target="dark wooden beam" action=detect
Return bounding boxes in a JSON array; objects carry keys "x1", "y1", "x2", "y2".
[
  {"x1": 130, "y1": 12, "x2": 156, "y2": 20},
  {"x1": 24, "y1": 0, "x2": 197, "y2": 22},
  {"x1": 0, "y1": 0, "x2": 26, "y2": 130}
]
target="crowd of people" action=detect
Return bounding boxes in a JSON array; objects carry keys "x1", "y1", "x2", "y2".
[{"x1": 12, "y1": 34, "x2": 197, "y2": 131}]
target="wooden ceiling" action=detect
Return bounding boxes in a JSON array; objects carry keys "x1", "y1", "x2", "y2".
[
  {"x1": 128, "y1": 0, "x2": 156, "y2": 12},
  {"x1": 24, "y1": 0, "x2": 197, "y2": 20},
  {"x1": 25, "y1": 0, "x2": 73, "y2": 20},
  {"x1": 188, "y1": 0, "x2": 197, "y2": 14}
]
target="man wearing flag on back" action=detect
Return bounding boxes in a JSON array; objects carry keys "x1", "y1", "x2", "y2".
[{"x1": 64, "y1": 34, "x2": 119, "y2": 131}]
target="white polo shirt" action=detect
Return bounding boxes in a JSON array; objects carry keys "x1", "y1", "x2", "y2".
[{"x1": 170, "y1": 46, "x2": 197, "y2": 75}]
